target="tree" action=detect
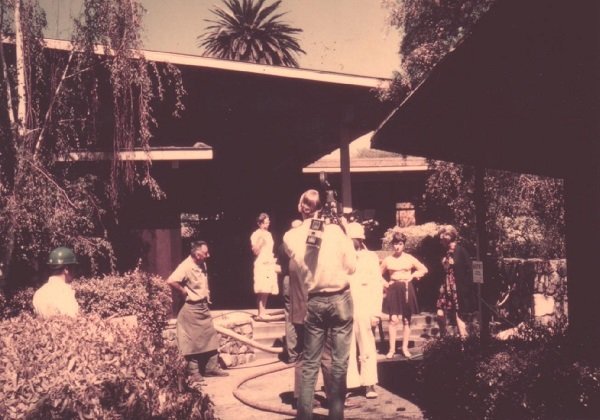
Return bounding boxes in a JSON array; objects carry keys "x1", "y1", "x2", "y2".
[
  {"x1": 381, "y1": 0, "x2": 565, "y2": 258},
  {"x1": 424, "y1": 162, "x2": 565, "y2": 258},
  {"x1": 0, "y1": 0, "x2": 184, "y2": 286},
  {"x1": 380, "y1": 0, "x2": 495, "y2": 101},
  {"x1": 198, "y1": 0, "x2": 305, "y2": 67}
]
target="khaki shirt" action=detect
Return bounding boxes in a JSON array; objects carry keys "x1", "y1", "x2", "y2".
[{"x1": 167, "y1": 256, "x2": 210, "y2": 302}]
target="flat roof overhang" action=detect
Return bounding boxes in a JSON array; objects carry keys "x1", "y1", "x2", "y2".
[
  {"x1": 371, "y1": 0, "x2": 598, "y2": 179},
  {"x1": 61, "y1": 143, "x2": 213, "y2": 162},
  {"x1": 303, "y1": 157, "x2": 428, "y2": 174},
  {"x1": 2, "y1": 37, "x2": 395, "y2": 167},
  {"x1": 303, "y1": 131, "x2": 429, "y2": 174},
  {"x1": 35, "y1": 38, "x2": 390, "y2": 90}
]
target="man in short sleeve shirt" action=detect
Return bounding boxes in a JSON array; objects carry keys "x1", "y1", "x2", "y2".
[
  {"x1": 167, "y1": 241, "x2": 228, "y2": 388},
  {"x1": 284, "y1": 189, "x2": 357, "y2": 420}
]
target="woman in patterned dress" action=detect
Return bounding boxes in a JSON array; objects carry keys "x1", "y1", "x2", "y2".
[
  {"x1": 381, "y1": 232, "x2": 428, "y2": 359},
  {"x1": 436, "y1": 225, "x2": 475, "y2": 338}
]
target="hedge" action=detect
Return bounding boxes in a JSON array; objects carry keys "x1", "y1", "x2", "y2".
[
  {"x1": 0, "y1": 314, "x2": 215, "y2": 419},
  {"x1": 0, "y1": 270, "x2": 171, "y2": 340},
  {"x1": 418, "y1": 323, "x2": 600, "y2": 420}
]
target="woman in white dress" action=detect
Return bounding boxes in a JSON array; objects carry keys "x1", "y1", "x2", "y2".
[{"x1": 250, "y1": 213, "x2": 280, "y2": 320}]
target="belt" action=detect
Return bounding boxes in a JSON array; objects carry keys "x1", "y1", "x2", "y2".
[
  {"x1": 188, "y1": 297, "x2": 208, "y2": 304},
  {"x1": 309, "y1": 284, "x2": 349, "y2": 298}
]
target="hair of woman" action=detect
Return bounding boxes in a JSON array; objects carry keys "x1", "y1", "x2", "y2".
[
  {"x1": 256, "y1": 212, "x2": 270, "y2": 226},
  {"x1": 391, "y1": 232, "x2": 407, "y2": 244},
  {"x1": 439, "y1": 225, "x2": 458, "y2": 242}
]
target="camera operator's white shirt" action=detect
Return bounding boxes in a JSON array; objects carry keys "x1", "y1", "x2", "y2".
[
  {"x1": 283, "y1": 218, "x2": 356, "y2": 293},
  {"x1": 32, "y1": 276, "x2": 79, "y2": 318}
]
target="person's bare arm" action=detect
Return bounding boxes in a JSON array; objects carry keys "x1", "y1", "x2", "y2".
[
  {"x1": 167, "y1": 281, "x2": 187, "y2": 298},
  {"x1": 167, "y1": 264, "x2": 188, "y2": 299},
  {"x1": 251, "y1": 233, "x2": 265, "y2": 256}
]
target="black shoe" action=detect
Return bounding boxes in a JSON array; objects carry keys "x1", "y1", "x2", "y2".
[{"x1": 204, "y1": 369, "x2": 229, "y2": 377}]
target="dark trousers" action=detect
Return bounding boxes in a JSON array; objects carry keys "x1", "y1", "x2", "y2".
[
  {"x1": 283, "y1": 275, "x2": 300, "y2": 362},
  {"x1": 297, "y1": 289, "x2": 353, "y2": 420},
  {"x1": 185, "y1": 350, "x2": 220, "y2": 378}
]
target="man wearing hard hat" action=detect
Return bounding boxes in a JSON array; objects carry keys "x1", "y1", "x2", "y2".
[{"x1": 32, "y1": 247, "x2": 80, "y2": 318}]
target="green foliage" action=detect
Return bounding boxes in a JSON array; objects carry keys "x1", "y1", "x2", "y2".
[
  {"x1": 0, "y1": 0, "x2": 185, "y2": 285},
  {"x1": 0, "y1": 167, "x2": 115, "y2": 275},
  {"x1": 381, "y1": 221, "x2": 441, "y2": 253},
  {"x1": 485, "y1": 169, "x2": 565, "y2": 258},
  {"x1": 418, "y1": 324, "x2": 600, "y2": 419},
  {"x1": 75, "y1": 270, "x2": 172, "y2": 340},
  {"x1": 423, "y1": 161, "x2": 566, "y2": 258},
  {"x1": 0, "y1": 271, "x2": 172, "y2": 342},
  {"x1": 198, "y1": 0, "x2": 305, "y2": 67},
  {"x1": 0, "y1": 286, "x2": 34, "y2": 319},
  {"x1": 380, "y1": 0, "x2": 495, "y2": 101},
  {"x1": 423, "y1": 161, "x2": 475, "y2": 242},
  {"x1": 379, "y1": 1, "x2": 566, "y2": 258},
  {"x1": 0, "y1": 314, "x2": 215, "y2": 419}
]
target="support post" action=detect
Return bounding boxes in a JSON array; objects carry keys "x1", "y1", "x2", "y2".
[
  {"x1": 565, "y1": 170, "x2": 599, "y2": 348},
  {"x1": 474, "y1": 165, "x2": 490, "y2": 342},
  {"x1": 340, "y1": 107, "x2": 353, "y2": 213}
]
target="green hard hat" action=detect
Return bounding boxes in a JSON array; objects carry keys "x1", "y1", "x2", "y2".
[{"x1": 47, "y1": 247, "x2": 78, "y2": 266}]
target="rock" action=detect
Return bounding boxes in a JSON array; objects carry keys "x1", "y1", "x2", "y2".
[{"x1": 220, "y1": 353, "x2": 233, "y2": 367}]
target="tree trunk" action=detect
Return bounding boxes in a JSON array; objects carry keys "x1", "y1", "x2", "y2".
[
  {"x1": 0, "y1": 4, "x2": 16, "y2": 127},
  {"x1": 14, "y1": 0, "x2": 26, "y2": 136}
]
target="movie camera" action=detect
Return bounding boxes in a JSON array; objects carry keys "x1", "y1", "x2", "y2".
[{"x1": 305, "y1": 173, "x2": 379, "y2": 249}]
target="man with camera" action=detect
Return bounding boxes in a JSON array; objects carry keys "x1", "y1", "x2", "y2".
[{"x1": 283, "y1": 189, "x2": 356, "y2": 420}]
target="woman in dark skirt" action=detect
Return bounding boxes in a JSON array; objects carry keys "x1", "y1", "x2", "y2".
[
  {"x1": 381, "y1": 233, "x2": 428, "y2": 359},
  {"x1": 436, "y1": 225, "x2": 475, "y2": 338}
]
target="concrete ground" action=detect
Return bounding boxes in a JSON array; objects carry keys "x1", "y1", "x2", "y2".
[{"x1": 202, "y1": 355, "x2": 424, "y2": 420}]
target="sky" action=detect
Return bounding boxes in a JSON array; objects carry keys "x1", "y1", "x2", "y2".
[{"x1": 38, "y1": 0, "x2": 401, "y2": 78}]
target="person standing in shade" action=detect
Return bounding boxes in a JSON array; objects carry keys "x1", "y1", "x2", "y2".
[
  {"x1": 33, "y1": 247, "x2": 80, "y2": 318},
  {"x1": 167, "y1": 241, "x2": 228, "y2": 390},
  {"x1": 278, "y1": 219, "x2": 303, "y2": 364},
  {"x1": 283, "y1": 189, "x2": 356, "y2": 420},
  {"x1": 381, "y1": 232, "x2": 428, "y2": 359},
  {"x1": 345, "y1": 222, "x2": 384, "y2": 400},
  {"x1": 250, "y1": 212, "x2": 280, "y2": 321},
  {"x1": 436, "y1": 225, "x2": 475, "y2": 338}
]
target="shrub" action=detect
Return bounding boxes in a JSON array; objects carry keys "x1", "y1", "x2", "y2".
[
  {"x1": 0, "y1": 314, "x2": 215, "y2": 419},
  {"x1": 418, "y1": 323, "x2": 600, "y2": 419},
  {"x1": 0, "y1": 271, "x2": 171, "y2": 340},
  {"x1": 0, "y1": 287, "x2": 35, "y2": 319},
  {"x1": 381, "y1": 222, "x2": 442, "y2": 253},
  {"x1": 74, "y1": 271, "x2": 172, "y2": 340}
]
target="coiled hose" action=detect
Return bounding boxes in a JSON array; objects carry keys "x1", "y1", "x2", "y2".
[{"x1": 212, "y1": 311, "x2": 299, "y2": 416}]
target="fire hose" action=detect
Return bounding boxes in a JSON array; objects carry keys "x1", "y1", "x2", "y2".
[
  {"x1": 213, "y1": 324, "x2": 284, "y2": 354},
  {"x1": 211, "y1": 313, "x2": 300, "y2": 416}
]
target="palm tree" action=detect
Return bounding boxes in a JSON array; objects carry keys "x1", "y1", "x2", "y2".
[{"x1": 198, "y1": 0, "x2": 305, "y2": 67}]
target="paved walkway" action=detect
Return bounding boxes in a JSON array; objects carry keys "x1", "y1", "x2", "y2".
[{"x1": 203, "y1": 355, "x2": 424, "y2": 420}]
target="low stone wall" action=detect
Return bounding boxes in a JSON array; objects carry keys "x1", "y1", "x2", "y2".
[
  {"x1": 214, "y1": 312, "x2": 256, "y2": 367},
  {"x1": 164, "y1": 313, "x2": 257, "y2": 367}
]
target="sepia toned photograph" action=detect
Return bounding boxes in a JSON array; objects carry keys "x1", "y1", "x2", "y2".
[{"x1": 0, "y1": 0, "x2": 598, "y2": 418}]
